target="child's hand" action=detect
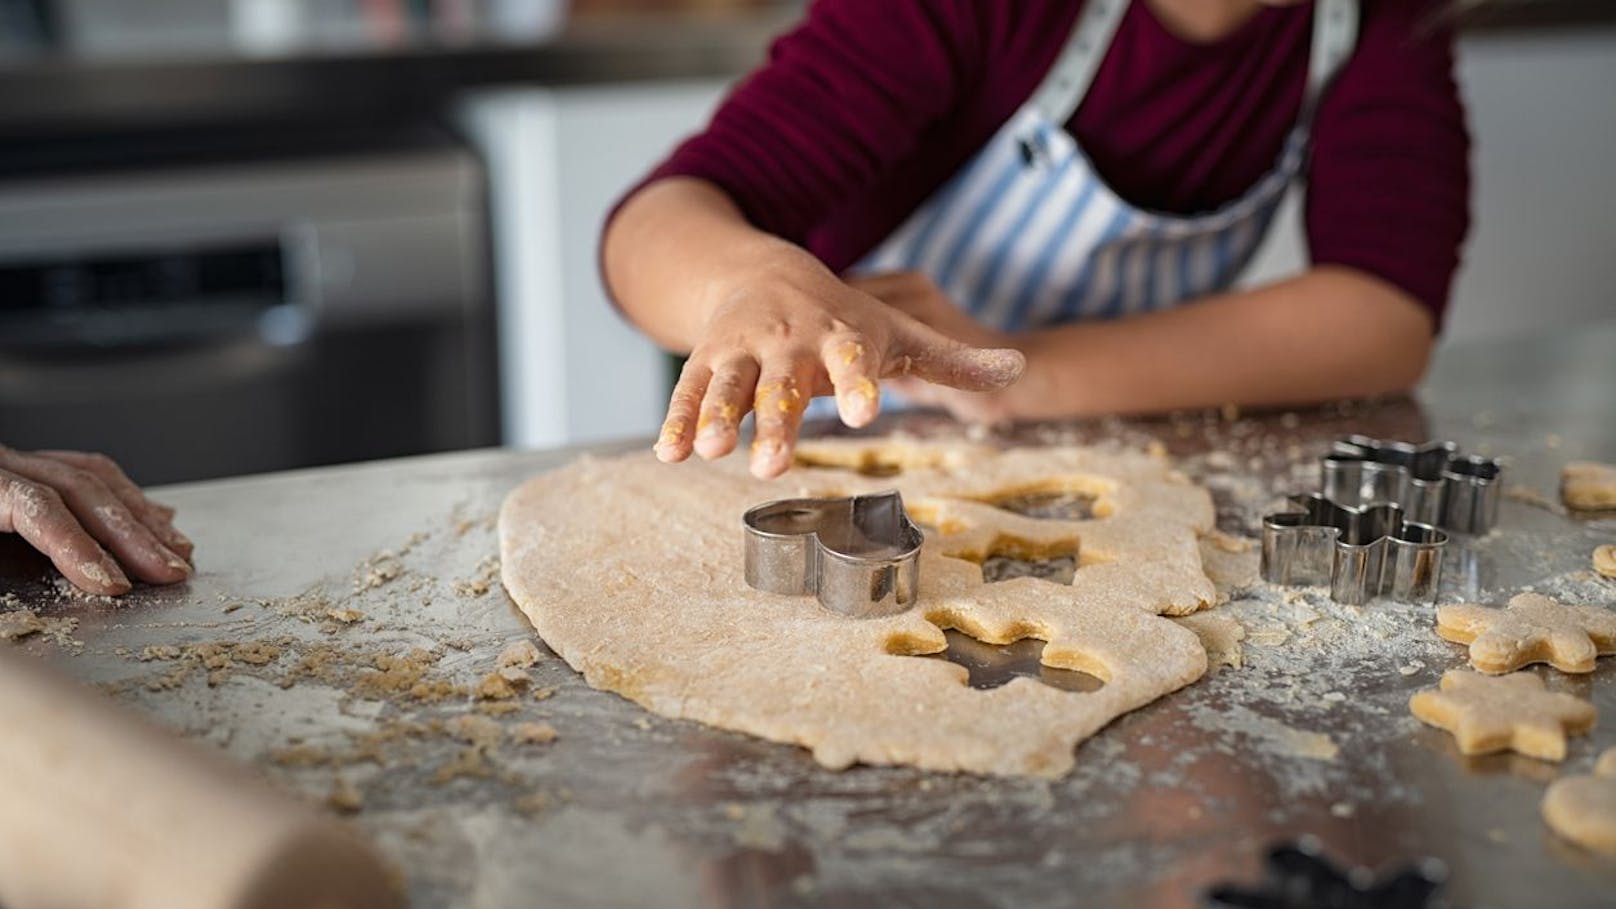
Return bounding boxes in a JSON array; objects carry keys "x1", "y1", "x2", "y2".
[
  {"x1": 652, "y1": 250, "x2": 1024, "y2": 479},
  {"x1": 850, "y1": 271, "x2": 1032, "y2": 425},
  {"x1": 0, "y1": 446, "x2": 193, "y2": 596}
]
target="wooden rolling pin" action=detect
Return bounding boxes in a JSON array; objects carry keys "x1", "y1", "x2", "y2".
[{"x1": 0, "y1": 650, "x2": 402, "y2": 909}]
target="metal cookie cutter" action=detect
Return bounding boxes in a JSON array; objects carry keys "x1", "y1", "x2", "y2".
[
  {"x1": 743, "y1": 491, "x2": 924, "y2": 619},
  {"x1": 1261, "y1": 494, "x2": 1447, "y2": 605},
  {"x1": 1322, "y1": 435, "x2": 1503, "y2": 534}
]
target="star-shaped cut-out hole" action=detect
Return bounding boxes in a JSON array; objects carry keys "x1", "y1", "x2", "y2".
[
  {"x1": 981, "y1": 553, "x2": 1077, "y2": 586},
  {"x1": 792, "y1": 446, "x2": 949, "y2": 477},
  {"x1": 967, "y1": 534, "x2": 1083, "y2": 586},
  {"x1": 918, "y1": 629, "x2": 1104, "y2": 693},
  {"x1": 986, "y1": 488, "x2": 1099, "y2": 521}
]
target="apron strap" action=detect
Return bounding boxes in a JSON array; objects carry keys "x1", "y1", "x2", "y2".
[
  {"x1": 1025, "y1": 0, "x2": 1360, "y2": 131},
  {"x1": 1303, "y1": 0, "x2": 1360, "y2": 126},
  {"x1": 1024, "y1": 0, "x2": 1130, "y2": 127}
]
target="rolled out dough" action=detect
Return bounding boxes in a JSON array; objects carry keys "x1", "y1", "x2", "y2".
[{"x1": 498, "y1": 438, "x2": 1218, "y2": 777}]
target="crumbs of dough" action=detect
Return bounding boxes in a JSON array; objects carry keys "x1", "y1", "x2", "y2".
[
  {"x1": 454, "y1": 556, "x2": 502, "y2": 598},
  {"x1": 510, "y1": 722, "x2": 558, "y2": 745},
  {"x1": 496, "y1": 639, "x2": 544, "y2": 669},
  {"x1": 327, "y1": 777, "x2": 364, "y2": 814},
  {"x1": 0, "y1": 609, "x2": 48, "y2": 642},
  {"x1": 0, "y1": 609, "x2": 78, "y2": 647}
]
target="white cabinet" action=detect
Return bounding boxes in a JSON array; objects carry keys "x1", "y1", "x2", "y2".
[{"x1": 461, "y1": 80, "x2": 730, "y2": 449}]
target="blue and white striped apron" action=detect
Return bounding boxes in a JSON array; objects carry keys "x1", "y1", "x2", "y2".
[{"x1": 810, "y1": 0, "x2": 1359, "y2": 418}]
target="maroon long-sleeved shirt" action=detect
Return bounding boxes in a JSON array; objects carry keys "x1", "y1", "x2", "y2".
[{"x1": 630, "y1": 0, "x2": 1470, "y2": 326}]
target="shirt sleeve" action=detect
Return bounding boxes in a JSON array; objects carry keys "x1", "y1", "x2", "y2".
[
  {"x1": 625, "y1": 0, "x2": 985, "y2": 244},
  {"x1": 1305, "y1": 0, "x2": 1471, "y2": 330}
]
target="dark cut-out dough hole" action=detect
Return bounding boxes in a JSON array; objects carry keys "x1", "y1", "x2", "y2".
[
  {"x1": 921, "y1": 630, "x2": 1104, "y2": 693},
  {"x1": 793, "y1": 452, "x2": 910, "y2": 478},
  {"x1": 982, "y1": 554, "x2": 1076, "y2": 586},
  {"x1": 988, "y1": 489, "x2": 1097, "y2": 521}
]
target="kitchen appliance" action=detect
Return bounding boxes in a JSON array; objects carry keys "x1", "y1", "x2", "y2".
[{"x1": 0, "y1": 141, "x2": 497, "y2": 484}]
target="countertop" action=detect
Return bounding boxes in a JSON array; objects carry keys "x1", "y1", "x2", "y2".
[{"x1": 3, "y1": 322, "x2": 1616, "y2": 908}]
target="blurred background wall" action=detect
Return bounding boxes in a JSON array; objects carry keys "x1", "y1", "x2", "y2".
[{"x1": 0, "y1": 0, "x2": 1610, "y2": 483}]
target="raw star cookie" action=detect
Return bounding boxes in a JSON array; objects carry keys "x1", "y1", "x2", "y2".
[
  {"x1": 1542, "y1": 748, "x2": 1616, "y2": 855},
  {"x1": 1409, "y1": 669, "x2": 1595, "y2": 761},
  {"x1": 500, "y1": 438, "x2": 1218, "y2": 777},
  {"x1": 1594, "y1": 545, "x2": 1616, "y2": 580},
  {"x1": 1561, "y1": 461, "x2": 1616, "y2": 511},
  {"x1": 1435, "y1": 593, "x2": 1616, "y2": 674}
]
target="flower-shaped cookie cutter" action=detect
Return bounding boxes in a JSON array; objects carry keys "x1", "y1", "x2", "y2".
[
  {"x1": 1204, "y1": 835, "x2": 1452, "y2": 909},
  {"x1": 1260, "y1": 493, "x2": 1447, "y2": 605},
  {"x1": 743, "y1": 491, "x2": 924, "y2": 619},
  {"x1": 1322, "y1": 435, "x2": 1503, "y2": 535}
]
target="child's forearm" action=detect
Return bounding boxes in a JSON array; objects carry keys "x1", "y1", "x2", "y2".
[
  {"x1": 602, "y1": 176, "x2": 804, "y2": 353},
  {"x1": 1011, "y1": 266, "x2": 1436, "y2": 416}
]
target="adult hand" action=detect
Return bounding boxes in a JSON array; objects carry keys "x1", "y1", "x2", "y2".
[
  {"x1": 652, "y1": 250, "x2": 1025, "y2": 479},
  {"x1": 849, "y1": 271, "x2": 1034, "y2": 425},
  {"x1": 0, "y1": 446, "x2": 192, "y2": 595}
]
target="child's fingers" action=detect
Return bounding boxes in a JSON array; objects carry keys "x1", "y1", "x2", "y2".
[
  {"x1": 0, "y1": 470, "x2": 131, "y2": 596},
  {"x1": 693, "y1": 355, "x2": 761, "y2": 460},
  {"x1": 749, "y1": 359, "x2": 816, "y2": 480},
  {"x1": 893, "y1": 322, "x2": 1025, "y2": 392},
  {"x1": 655, "y1": 360, "x2": 713, "y2": 463},
  {"x1": 820, "y1": 333, "x2": 882, "y2": 428}
]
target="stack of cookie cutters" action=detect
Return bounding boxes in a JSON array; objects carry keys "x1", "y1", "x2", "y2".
[
  {"x1": 743, "y1": 491, "x2": 924, "y2": 619},
  {"x1": 1261, "y1": 436, "x2": 1504, "y2": 605},
  {"x1": 1321, "y1": 436, "x2": 1503, "y2": 535}
]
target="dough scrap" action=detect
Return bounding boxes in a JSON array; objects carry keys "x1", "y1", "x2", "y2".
[
  {"x1": 0, "y1": 610, "x2": 47, "y2": 642},
  {"x1": 1561, "y1": 461, "x2": 1616, "y2": 511},
  {"x1": 1542, "y1": 748, "x2": 1616, "y2": 855},
  {"x1": 498, "y1": 438, "x2": 1217, "y2": 777},
  {"x1": 1409, "y1": 669, "x2": 1595, "y2": 761},
  {"x1": 1436, "y1": 593, "x2": 1616, "y2": 674},
  {"x1": 1174, "y1": 612, "x2": 1245, "y2": 670},
  {"x1": 1594, "y1": 545, "x2": 1616, "y2": 580}
]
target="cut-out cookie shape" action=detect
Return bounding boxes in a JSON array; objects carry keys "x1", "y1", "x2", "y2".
[
  {"x1": 1542, "y1": 747, "x2": 1616, "y2": 855},
  {"x1": 1409, "y1": 669, "x2": 1595, "y2": 761},
  {"x1": 1594, "y1": 545, "x2": 1616, "y2": 580},
  {"x1": 1435, "y1": 593, "x2": 1616, "y2": 674},
  {"x1": 1561, "y1": 461, "x2": 1616, "y2": 511},
  {"x1": 499, "y1": 437, "x2": 1216, "y2": 776}
]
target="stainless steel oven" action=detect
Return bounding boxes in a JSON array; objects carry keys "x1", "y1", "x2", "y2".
[{"x1": 0, "y1": 143, "x2": 498, "y2": 484}]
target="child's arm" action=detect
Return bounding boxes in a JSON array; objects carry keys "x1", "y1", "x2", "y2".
[
  {"x1": 869, "y1": 267, "x2": 1433, "y2": 421},
  {"x1": 604, "y1": 177, "x2": 1024, "y2": 479},
  {"x1": 1022, "y1": 266, "x2": 1435, "y2": 413}
]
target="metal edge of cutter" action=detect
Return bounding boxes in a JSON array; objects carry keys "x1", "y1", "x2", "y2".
[
  {"x1": 742, "y1": 490, "x2": 924, "y2": 619},
  {"x1": 1321, "y1": 435, "x2": 1504, "y2": 535},
  {"x1": 1260, "y1": 493, "x2": 1448, "y2": 606}
]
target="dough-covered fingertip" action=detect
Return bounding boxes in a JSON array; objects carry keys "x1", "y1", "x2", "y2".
[
  {"x1": 749, "y1": 438, "x2": 791, "y2": 479},
  {"x1": 836, "y1": 378, "x2": 881, "y2": 428},
  {"x1": 78, "y1": 557, "x2": 132, "y2": 596},
  {"x1": 972, "y1": 348, "x2": 1026, "y2": 388}
]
